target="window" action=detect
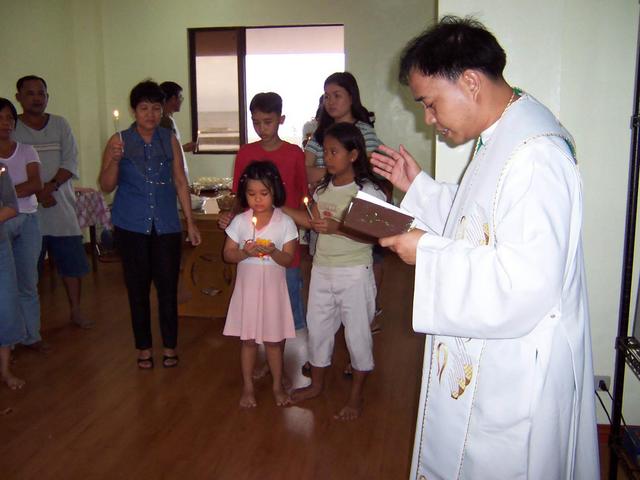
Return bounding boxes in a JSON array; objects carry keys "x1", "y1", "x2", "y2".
[{"x1": 188, "y1": 25, "x2": 344, "y2": 153}]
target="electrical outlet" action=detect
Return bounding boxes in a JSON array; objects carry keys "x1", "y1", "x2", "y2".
[{"x1": 595, "y1": 375, "x2": 611, "y2": 391}]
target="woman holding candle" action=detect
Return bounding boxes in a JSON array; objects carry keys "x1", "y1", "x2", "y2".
[
  {"x1": 0, "y1": 166, "x2": 26, "y2": 389},
  {"x1": 223, "y1": 160, "x2": 298, "y2": 408},
  {"x1": 99, "y1": 80, "x2": 201, "y2": 369},
  {"x1": 0, "y1": 98, "x2": 43, "y2": 350}
]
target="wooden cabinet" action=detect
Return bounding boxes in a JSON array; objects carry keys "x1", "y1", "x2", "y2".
[{"x1": 178, "y1": 213, "x2": 235, "y2": 319}]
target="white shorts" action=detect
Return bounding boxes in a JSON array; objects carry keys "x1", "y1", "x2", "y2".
[{"x1": 307, "y1": 264, "x2": 376, "y2": 371}]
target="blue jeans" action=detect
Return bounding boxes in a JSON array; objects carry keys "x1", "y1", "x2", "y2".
[
  {"x1": 286, "y1": 267, "x2": 306, "y2": 330},
  {"x1": 0, "y1": 236, "x2": 25, "y2": 347},
  {"x1": 5, "y1": 213, "x2": 41, "y2": 345}
]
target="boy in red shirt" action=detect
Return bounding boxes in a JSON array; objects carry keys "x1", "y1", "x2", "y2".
[{"x1": 219, "y1": 92, "x2": 308, "y2": 334}]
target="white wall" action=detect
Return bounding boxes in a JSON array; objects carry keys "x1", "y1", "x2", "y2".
[
  {"x1": 435, "y1": 0, "x2": 640, "y2": 423},
  {"x1": 1, "y1": 0, "x2": 437, "y2": 189}
]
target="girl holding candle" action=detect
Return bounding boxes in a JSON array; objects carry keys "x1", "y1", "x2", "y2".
[
  {"x1": 290, "y1": 122, "x2": 386, "y2": 420},
  {"x1": 223, "y1": 160, "x2": 298, "y2": 408},
  {"x1": 99, "y1": 80, "x2": 201, "y2": 370}
]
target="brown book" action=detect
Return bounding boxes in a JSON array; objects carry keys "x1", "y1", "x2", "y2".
[{"x1": 342, "y1": 191, "x2": 415, "y2": 238}]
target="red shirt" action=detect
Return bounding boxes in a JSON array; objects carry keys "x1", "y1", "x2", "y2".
[{"x1": 232, "y1": 141, "x2": 308, "y2": 267}]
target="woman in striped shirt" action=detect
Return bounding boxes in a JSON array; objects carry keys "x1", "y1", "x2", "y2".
[{"x1": 304, "y1": 72, "x2": 382, "y2": 187}]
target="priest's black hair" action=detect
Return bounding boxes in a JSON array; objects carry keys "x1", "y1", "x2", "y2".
[{"x1": 399, "y1": 16, "x2": 507, "y2": 84}]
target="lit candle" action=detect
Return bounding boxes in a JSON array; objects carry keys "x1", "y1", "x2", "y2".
[
  {"x1": 113, "y1": 110, "x2": 123, "y2": 143},
  {"x1": 0, "y1": 167, "x2": 5, "y2": 175},
  {"x1": 196, "y1": 130, "x2": 201, "y2": 153},
  {"x1": 303, "y1": 196, "x2": 313, "y2": 219},
  {"x1": 251, "y1": 216, "x2": 257, "y2": 241}
]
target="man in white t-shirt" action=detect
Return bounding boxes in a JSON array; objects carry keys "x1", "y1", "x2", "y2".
[{"x1": 14, "y1": 75, "x2": 91, "y2": 336}]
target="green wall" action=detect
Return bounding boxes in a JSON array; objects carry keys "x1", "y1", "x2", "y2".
[{"x1": 1, "y1": 0, "x2": 436, "y2": 188}]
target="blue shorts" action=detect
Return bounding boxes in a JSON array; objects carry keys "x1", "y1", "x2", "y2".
[
  {"x1": 40, "y1": 235, "x2": 90, "y2": 277},
  {"x1": 286, "y1": 267, "x2": 306, "y2": 330}
]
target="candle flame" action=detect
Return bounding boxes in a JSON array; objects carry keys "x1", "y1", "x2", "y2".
[
  {"x1": 251, "y1": 216, "x2": 257, "y2": 226},
  {"x1": 303, "y1": 197, "x2": 309, "y2": 206},
  {"x1": 0, "y1": 167, "x2": 5, "y2": 174},
  {"x1": 113, "y1": 109, "x2": 119, "y2": 119}
]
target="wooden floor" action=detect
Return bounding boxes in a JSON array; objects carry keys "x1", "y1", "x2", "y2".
[
  {"x1": 0, "y1": 252, "x2": 424, "y2": 479},
  {"x1": 0, "y1": 248, "x2": 626, "y2": 479}
]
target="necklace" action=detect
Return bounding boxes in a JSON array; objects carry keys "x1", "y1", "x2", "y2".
[{"x1": 475, "y1": 87, "x2": 521, "y2": 153}]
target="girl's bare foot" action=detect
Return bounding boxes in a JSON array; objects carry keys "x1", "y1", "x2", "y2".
[
  {"x1": 291, "y1": 384, "x2": 322, "y2": 403},
  {"x1": 239, "y1": 388, "x2": 257, "y2": 408},
  {"x1": 2, "y1": 373, "x2": 25, "y2": 390},
  {"x1": 334, "y1": 398, "x2": 363, "y2": 421},
  {"x1": 273, "y1": 388, "x2": 291, "y2": 406}
]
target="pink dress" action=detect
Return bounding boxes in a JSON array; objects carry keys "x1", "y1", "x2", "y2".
[{"x1": 223, "y1": 208, "x2": 298, "y2": 343}]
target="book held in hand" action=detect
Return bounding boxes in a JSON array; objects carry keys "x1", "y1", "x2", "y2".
[{"x1": 342, "y1": 191, "x2": 416, "y2": 238}]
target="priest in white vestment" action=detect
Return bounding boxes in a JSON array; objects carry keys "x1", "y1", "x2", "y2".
[{"x1": 371, "y1": 16, "x2": 599, "y2": 480}]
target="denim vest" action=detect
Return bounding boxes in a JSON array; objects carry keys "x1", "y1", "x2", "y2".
[{"x1": 111, "y1": 125, "x2": 181, "y2": 235}]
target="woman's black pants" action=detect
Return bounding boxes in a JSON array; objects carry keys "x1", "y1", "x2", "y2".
[{"x1": 114, "y1": 226, "x2": 182, "y2": 350}]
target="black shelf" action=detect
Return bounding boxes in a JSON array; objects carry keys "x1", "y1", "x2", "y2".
[
  {"x1": 619, "y1": 337, "x2": 640, "y2": 381},
  {"x1": 610, "y1": 440, "x2": 640, "y2": 479}
]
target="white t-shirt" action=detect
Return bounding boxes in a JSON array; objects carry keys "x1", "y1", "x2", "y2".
[
  {"x1": 15, "y1": 114, "x2": 82, "y2": 236},
  {"x1": 313, "y1": 179, "x2": 386, "y2": 267},
  {"x1": 225, "y1": 208, "x2": 298, "y2": 266},
  {"x1": 0, "y1": 142, "x2": 40, "y2": 214}
]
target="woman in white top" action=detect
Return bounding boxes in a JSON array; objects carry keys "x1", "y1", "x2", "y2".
[{"x1": 0, "y1": 98, "x2": 43, "y2": 348}]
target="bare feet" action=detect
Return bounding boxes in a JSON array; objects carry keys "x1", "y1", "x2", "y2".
[
  {"x1": 252, "y1": 362, "x2": 270, "y2": 381},
  {"x1": 273, "y1": 388, "x2": 292, "y2": 406},
  {"x1": 72, "y1": 310, "x2": 94, "y2": 329},
  {"x1": 334, "y1": 398, "x2": 363, "y2": 421},
  {"x1": 240, "y1": 388, "x2": 257, "y2": 408},
  {"x1": 290, "y1": 384, "x2": 323, "y2": 404},
  {"x1": 2, "y1": 373, "x2": 25, "y2": 390},
  {"x1": 24, "y1": 340, "x2": 52, "y2": 354}
]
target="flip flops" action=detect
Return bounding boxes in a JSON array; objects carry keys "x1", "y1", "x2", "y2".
[
  {"x1": 137, "y1": 356, "x2": 154, "y2": 369},
  {"x1": 162, "y1": 355, "x2": 179, "y2": 368}
]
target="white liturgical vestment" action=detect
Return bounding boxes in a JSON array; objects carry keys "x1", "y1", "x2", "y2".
[{"x1": 402, "y1": 94, "x2": 599, "y2": 480}]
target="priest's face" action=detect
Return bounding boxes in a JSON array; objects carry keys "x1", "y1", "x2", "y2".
[{"x1": 408, "y1": 70, "x2": 480, "y2": 145}]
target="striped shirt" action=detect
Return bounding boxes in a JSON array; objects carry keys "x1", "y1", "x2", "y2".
[
  {"x1": 304, "y1": 121, "x2": 382, "y2": 168},
  {"x1": 15, "y1": 115, "x2": 82, "y2": 236}
]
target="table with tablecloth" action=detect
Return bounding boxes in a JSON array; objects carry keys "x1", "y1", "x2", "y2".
[{"x1": 74, "y1": 187, "x2": 111, "y2": 271}]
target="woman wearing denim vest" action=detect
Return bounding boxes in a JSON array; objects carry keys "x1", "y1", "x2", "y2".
[{"x1": 99, "y1": 80, "x2": 201, "y2": 370}]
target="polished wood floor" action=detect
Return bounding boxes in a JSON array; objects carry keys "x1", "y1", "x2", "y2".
[
  {"x1": 0, "y1": 249, "x2": 625, "y2": 479},
  {"x1": 0, "y1": 252, "x2": 424, "y2": 479}
]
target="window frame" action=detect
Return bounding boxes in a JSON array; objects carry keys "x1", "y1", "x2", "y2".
[{"x1": 187, "y1": 24, "x2": 343, "y2": 155}]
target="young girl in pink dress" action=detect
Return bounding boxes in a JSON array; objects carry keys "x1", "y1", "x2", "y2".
[{"x1": 223, "y1": 160, "x2": 298, "y2": 408}]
